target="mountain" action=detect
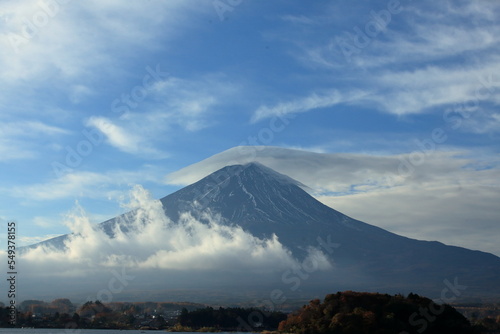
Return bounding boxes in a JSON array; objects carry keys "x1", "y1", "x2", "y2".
[
  {"x1": 161, "y1": 163, "x2": 391, "y2": 256},
  {"x1": 166, "y1": 146, "x2": 500, "y2": 259},
  {"x1": 163, "y1": 162, "x2": 500, "y2": 296},
  {"x1": 24, "y1": 162, "x2": 500, "y2": 299}
]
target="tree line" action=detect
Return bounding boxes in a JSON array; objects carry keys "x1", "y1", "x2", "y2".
[{"x1": 1, "y1": 292, "x2": 499, "y2": 332}]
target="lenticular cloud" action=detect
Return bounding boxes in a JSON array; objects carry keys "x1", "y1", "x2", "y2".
[{"x1": 20, "y1": 185, "x2": 331, "y2": 278}]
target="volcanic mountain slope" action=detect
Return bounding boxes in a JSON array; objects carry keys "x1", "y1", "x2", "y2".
[
  {"x1": 26, "y1": 162, "x2": 500, "y2": 298},
  {"x1": 161, "y1": 163, "x2": 500, "y2": 294}
]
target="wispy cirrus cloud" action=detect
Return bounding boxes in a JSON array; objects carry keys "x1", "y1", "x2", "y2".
[
  {"x1": 141, "y1": 74, "x2": 237, "y2": 131},
  {"x1": 460, "y1": 111, "x2": 500, "y2": 134},
  {"x1": 18, "y1": 234, "x2": 62, "y2": 247},
  {"x1": 85, "y1": 116, "x2": 160, "y2": 157},
  {"x1": 0, "y1": 1, "x2": 204, "y2": 82},
  {"x1": 363, "y1": 60, "x2": 500, "y2": 116},
  {"x1": 86, "y1": 74, "x2": 239, "y2": 157},
  {"x1": 298, "y1": 1, "x2": 500, "y2": 70},
  {"x1": 251, "y1": 60, "x2": 500, "y2": 122},
  {"x1": 0, "y1": 120, "x2": 69, "y2": 137},
  {"x1": 258, "y1": 48, "x2": 500, "y2": 124},
  {"x1": 9, "y1": 166, "x2": 168, "y2": 201},
  {"x1": 0, "y1": 121, "x2": 70, "y2": 161},
  {"x1": 11, "y1": 171, "x2": 112, "y2": 201},
  {"x1": 0, "y1": 0, "x2": 211, "y2": 127},
  {"x1": 251, "y1": 89, "x2": 367, "y2": 123},
  {"x1": 279, "y1": 0, "x2": 500, "y2": 125}
]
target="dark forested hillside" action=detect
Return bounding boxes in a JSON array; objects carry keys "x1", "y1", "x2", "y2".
[
  {"x1": 178, "y1": 306, "x2": 287, "y2": 331},
  {"x1": 278, "y1": 291, "x2": 476, "y2": 334}
]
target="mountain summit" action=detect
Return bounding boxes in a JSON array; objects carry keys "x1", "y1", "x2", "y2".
[
  {"x1": 25, "y1": 162, "x2": 500, "y2": 299},
  {"x1": 162, "y1": 163, "x2": 389, "y2": 255},
  {"x1": 162, "y1": 163, "x2": 500, "y2": 296}
]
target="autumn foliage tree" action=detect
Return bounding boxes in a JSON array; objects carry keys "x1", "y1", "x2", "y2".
[{"x1": 278, "y1": 291, "x2": 476, "y2": 334}]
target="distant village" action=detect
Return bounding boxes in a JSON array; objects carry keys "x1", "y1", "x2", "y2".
[
  {"x1": 0, "y1": 298, "x2": 288, "y2": 331},
  {"x1": 0, "y1": 299, "x2": 202, "y2": 330}
]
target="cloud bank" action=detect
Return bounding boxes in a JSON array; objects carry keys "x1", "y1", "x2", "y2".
[{"x1": 15, "y1": 185, "x2": 332, "y2": 299}]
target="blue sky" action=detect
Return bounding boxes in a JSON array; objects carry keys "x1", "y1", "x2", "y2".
[{"x1": 1, "y1": 1, "x2": 499, "y2": 254}]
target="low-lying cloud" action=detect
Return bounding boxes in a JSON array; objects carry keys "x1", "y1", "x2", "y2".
[{"x1": 14, "y1": 185, "x2": 332, "y2": 300}]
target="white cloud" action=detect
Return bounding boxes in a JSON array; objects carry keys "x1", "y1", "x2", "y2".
[
  {"x1": 364, "y1": 61, "x2": 500, "y2": 115},
  {"x1": 287, "y1": 1, "x2": 500, "y2": 124},
  {"x1": 144, "y1": 74, "x2": 238, "y2": 131},
  {"x1": 0, "y1": 1, "x2": 203, "y2": 82},
  {"x1": 0, "y1": 1, "x2": 212, "y2": 164},
  {"x1": 340, "y1": 22, "x2": 500, "y2": 70},
  {"x1": 286, "y1": 57, "x2": 500, "y2": 119},
  {"x1": 460, "y1": 111, "x2": 500, "y2": 134},
  {"x1": 69, "y1": 84, "x2": 94, "y2": 104},
  {"x1": 18, "y1": 234, "x2": 62, "y2": 247},
  {"x1": 10, "y1": 166, "x2": 168, "y2": 201},
  {"x1": 320, "y1": 175, "x2": 500, "y2": 256},
  {"x1": 0, "y1": 121, "x2": 69, "y2": 161},
  {"x1": 0, "y1": 120, "x2": 69, "y2": 137},
  {"x1": 19, "y1": 185, "x2": 332, "y2": 278},
  {"x1": 33, "y1": 216, "x2": 59, "y2": 228},
  {"x1": 86, "y1": 117, "x2": 139, "y2": 153},
  {"x1": 86, "y1": 116, "x2": 168, "y2": 158},
  {"x1": 85, "y1": 74, "x2": 238, "y2": 157},
  {"x1": 278, "y1": 57, "x2": 500, "y2": 127},
  {"x1": 0, "y1": 0, "x2": 211, "y2": 127},
  {"x1": 301, "y1": 1, "x2": 500, "y2": 70},
  {"x1": 252, "y1": 57, "x2": 500, "y2": 123},
  {"x1": 0, "y1": 141, "x2": 37, "y2": 161},
  {"x1": 166, "y1": 146, "x2": 469, "y2": 192},
  {"x1": 281, "y1": 15, "x2": 317, "y2": 25},
  {"x1": 11, "y1": 171, "x2": 111, "y2": 200},
  {"x1": 251, "y1": 89, "x2": 367, "y2": 123}
]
